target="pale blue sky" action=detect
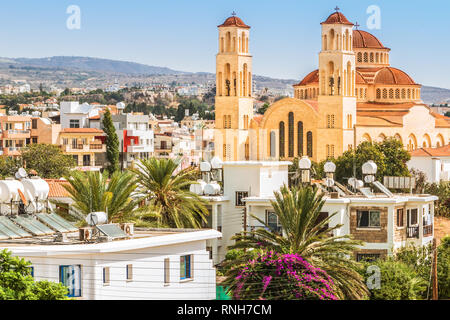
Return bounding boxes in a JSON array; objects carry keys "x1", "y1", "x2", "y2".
[{"x1": 0, "y1": 0, "x2": 449, "y2": 88}]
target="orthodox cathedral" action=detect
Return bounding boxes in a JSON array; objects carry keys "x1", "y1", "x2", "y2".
[{"x1": 214, "y1": 10, "x2": 450, "y2": 162}]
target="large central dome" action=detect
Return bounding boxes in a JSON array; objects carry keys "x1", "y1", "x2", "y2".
[{"x1": 353, "y1": 30, "x2": 387, "y2": 49}]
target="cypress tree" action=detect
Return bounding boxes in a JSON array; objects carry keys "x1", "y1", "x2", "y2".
[{"x1": 102, "y1": 108, "x2": 120, "y2": 173}]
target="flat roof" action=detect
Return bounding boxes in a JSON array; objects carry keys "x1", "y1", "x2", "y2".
[
  {"x1": 222, "y1": 161, "x2": 292, "y2": 167},
  {"x1": 0, "y1": 228, "x2": 221, "y2": 256}
]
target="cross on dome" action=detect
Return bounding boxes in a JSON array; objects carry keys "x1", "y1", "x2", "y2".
[{"x1": 334, "y1": 6, "x2": 340, "y2": 12}]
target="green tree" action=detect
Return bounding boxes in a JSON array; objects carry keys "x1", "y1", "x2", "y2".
[
  {"x1": 0, "y1": 249, "x2": 69, "y2": 300},
  {"x1": 225, "y1": 185, "x2": 369, "y2": 300},
  {"x1": 62, "y1": 170, "x2": 138, "y2": 223},
  {"x1": 444, "y1": 111, "x2": 450, "y2": 117},
  {"x1": 257, "y1": 103, "x2": 270, "y2": 115},
  {"x1": 20, "y1": 144, "x2": 75, "y2": 179},
  {"x1": 102, "y1": 108, "x2": 120, "y2": 173},
  {"x1": 375, "y1": 138, "x2": 411, "y2": 177},
  {"x1": 0, "y1": 157, "x2": 21, "y2": 179},
  {"x1": 131, "y1": 158, "x2": 209, "y2": 228},
  {"x1": 424, "y1": 182, "x2": 450, "y2": 217},
  {"x1": 357, "y1": 258, "x2": 427, "y2": 300}
]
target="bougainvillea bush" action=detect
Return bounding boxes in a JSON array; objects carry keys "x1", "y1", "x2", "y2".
[{"x1": 229, "y1": 251, "x2": 338, "y2": 300}]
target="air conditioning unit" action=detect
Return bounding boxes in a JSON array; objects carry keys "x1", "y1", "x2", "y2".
[
  {"x1": 79, "y1": 227, "x2": 94, "y2": 241},
  {"x1": 120, "y1": 223, "x2": 134, "y2": 236}
]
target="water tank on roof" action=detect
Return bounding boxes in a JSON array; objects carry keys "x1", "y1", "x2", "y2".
[
  {"x1": 210, "y1": 156, "x2": 223, "y2": 169},
  {"x1": 189, "y1": 180, "x2": 206, "y2": 195},
  {"x1": 204, "y1": 182, "x2": 221, "y2": 196},
  {"x1": 86, "y1": 212, "x2": 108, "y2": 226},
  {"x1": 0, "y1": 179, "x2": 25, "y2": 202},
  {"x1": 116, "y1": 102, "x2": 126, "y2": 110},
  {"x1": 21, "y1": 177, "x2": 50, "y2": 201}
]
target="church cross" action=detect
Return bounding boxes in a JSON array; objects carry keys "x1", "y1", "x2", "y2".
[
  {"x1": 355, "y1": 22, "x2": 360, "y2": 29},
  {"x1": 231, "y1": 11, "x2": 237, "y2": 16},
  {"x1": 334, "y1": 6, "x2": 340, "y2": 12}
]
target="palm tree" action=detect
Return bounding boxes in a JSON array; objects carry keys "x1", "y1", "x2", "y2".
[
  {"x1": 225, "y1": 185, "x2": 369, "y2": 300},
  {"x1": 131, "y1": 158, "x2": 209, "y2": 228},
  {"x1": 61, "y1": 170, "x2": 139, "y2": 223}
]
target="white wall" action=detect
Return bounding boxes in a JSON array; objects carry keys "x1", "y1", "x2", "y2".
[{"x1": 16, "y1": 240, "x2": 216, "y2": 300}]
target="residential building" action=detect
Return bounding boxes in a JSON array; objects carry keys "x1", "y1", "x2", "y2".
[
  {"x1": 0, "y1": 114, "x2": 31, "y2": 156},
  {"x1": 408, "y1": 144, "x2": 450, "y2": 183},
  {"x1": 60, "y1": 101, "x2": 104, "y2": 129},
  {"x1": 58, "y1": 128, "x2": 107, "y2": 171},
  {"x1": 196, "y1": 159, "x2": 436, "y2": 264},
  {"x1": 107, "y1": 113, "x2": 154, "y2": 169}
]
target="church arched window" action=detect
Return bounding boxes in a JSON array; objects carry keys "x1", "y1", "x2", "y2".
[
  {"x1": 382, "y1": 89, "x2": 387, "y2": 99},
  {"x1": 307, "y1": 131, "x2": 313, "y2": 158},
  {"x1": 370, "y1": 52, "x2": 374, "y2": 63},
  {"x1": 389, "y1": 88, "x2": 394, "y2": 99},
  {"x1": 270, "y1": 131, "x2": 276, "y2": 158},
  {"x1": 401, "y1": 89, "x2": 406, "y2": 99},
  {"x1": 376, "y1": 89, "x2": 381, "y2": 99},
  {"x1": 225, "y1": 32, "x2": 231, "y2": 52},
  {"x1": 297, "y1": 121, "x2": 303, "y2": 156},
  {"x1": 279, "y1": 121, "x2": 285, "y2": 158},
  {"x1": 357, "y1": 52, "x2": 362, "y2": 63},
  {"x1": 288, "y1": 112, "x2": 294, "y2": 157},
  {"x1": 395, "y1": 89, "x2": 400, "y2": 99},
  {"x1": 364, "y1": 52, "x2": 368, "y2": 63}
]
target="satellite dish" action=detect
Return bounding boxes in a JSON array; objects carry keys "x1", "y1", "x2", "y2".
[{"x1": 15, "y1": 168, "x2": 27, "y2": 179}]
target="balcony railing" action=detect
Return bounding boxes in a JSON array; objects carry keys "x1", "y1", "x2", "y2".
[
  {"x1": 90, "y1": 144, "x2": 103, "y2": 150},
  {"x1": 423, "y1": 224, "x2": 433, "y2": 237},
  {"x1": 407, "y1": 226, "x2": 419, "y2": 239}
]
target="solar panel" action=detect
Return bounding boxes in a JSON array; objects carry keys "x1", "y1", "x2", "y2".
[
  {"x1": 36, "y1": 214, "x2": 70, "y2": 233},
  {"x1": 0, "y1": 216, "x2": 31, "y2": 238},
  {"x1": 359, "y1": 187, "x2": 375, "y2": 198},
  {"x1": 48, "y1": 213, "x2": 78, "y2": 232},
  {"x1": 96, "y1": 224, "x2": 128, "y2": 239},
  {"x1": 22, "y1": 216, "x2": 55, "y2": 234},
  {"x1": 0, "y1": 221, "x2": 22, "y2": 239},
  {"x1": 0, "y1": 230, "x2": 8, "y2": 240},
  {"x1": 335, "y1": 181, "x2": 355, "y2": 195},
  {"x1": 12, "y1": 216, "x2": 49, "y2": 236},
  {"x1": 333, "y1": 185, "x2": 346, "y2": 197},
  {"x1": 373, "y1": 181, "x2": 394, "y2": 198}
]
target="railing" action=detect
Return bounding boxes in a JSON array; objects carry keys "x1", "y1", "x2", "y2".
[
  {"x1": 423, "y1": 224, "x2": 433, "y2": 237},
  {"x1": 90, "y1": 144, "x2": 103, "y2": 150},
  {"x1": 407, "y1": 226, "x2": 419, "y2": 239}
]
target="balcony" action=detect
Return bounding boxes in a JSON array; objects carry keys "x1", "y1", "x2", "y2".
[
  {"x1": 62, "y1": 143, "x2": 106, "y2": 153},
  {"x1": 127, "y1": 145, "x2": 153, "y2": 153},
  {"x1": 2, "y1": 130, "x2": 30, "y2": 139},
  {"x1": 407, "y1": 226, "x2": 419, "y2": 239},
  {"x1": 2, "y1": 147, "x2": 22, "y2": 156},
  {"x1": 423, "y1": 224, "x2": 433, "y2": 237},
  {"x1": 127, "y1": 129, "x2": 153, "y2": 138}
]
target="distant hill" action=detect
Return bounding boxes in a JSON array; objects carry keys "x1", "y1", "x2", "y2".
[
  {"x1": 420, "y1": 85, "x2": 450, "y2": 105},
  {"x1": 9, "y1": 56, "x2": 185, "y2": 75}
]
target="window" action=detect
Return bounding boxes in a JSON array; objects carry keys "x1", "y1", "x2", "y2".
[
  {"x1": 103, "y1": 267, "x2": 110, "y2": 285},
  {"x1": 397, "y1": 208, "x2": 404, "y2": 227},
  {"x1": 164, "y1": 258, "x2": 170, "y2": 285},
  {"x1": 279, "y1": 121, "x2": 285, "y2": 158},
  {"x1": 356, "y1": 253, "x2": 380, "y2": 262},
  {"x1": 32, "y1": 137, "x2": 38, "y2": 144},
  {"x1": 180, "y1": 255, "x2": 192, "y2": 280},
  {"x1": 357, "y1": 210, "x2": 381, "y2": 228},
  {"x1": 408, "y1": 208, "x2": 418, "y2": 226},
  {"x1": 306, "y1": 131, "x2": 313, "y2": 158},
  {"x1": 59, "y1": 265, "x2": 82, "y2": 297},
  {"x1": 31, "y1": 119, "x2": 38, "y2": 129},
  {"x1": 126, "y1": 264, "x2": 133, "y2": 281},
  {"x1": 235, "y1": 191, "x2": 248, "y2": 207},
  {"x1": 297, "y1": 122, "x2": 303, "y2": 156},
  {"x1": 288, "y1": 112, "x2": 294, "y2": 157},
  {"x1": 270, "y1": 131, "x2": 276, "y2": 158},
  {"x1": 69, "y1": 119, "x2": 80, "y2": 128},
  {"x1": 266, "y1": 211, "x2": 282, "y2": 233},
  {"x1": 326, "y1": 144, "x2": 335, "y2": 159}
]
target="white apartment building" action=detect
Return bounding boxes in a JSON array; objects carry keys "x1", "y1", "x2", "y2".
[
  {"x1": 195, "y1": 159, "x2": 437, "y2": 264},
  {"x1": 408, "y1": 145, "x2": 450, "y2": 183},
  {"x1": 60, "y1": 101, "x2": 104, "y2": 129}
]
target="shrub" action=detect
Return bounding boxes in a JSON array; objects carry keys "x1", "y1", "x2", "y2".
[{"x1": 229, "y1": 251, "x2": 338, "y2": 300}]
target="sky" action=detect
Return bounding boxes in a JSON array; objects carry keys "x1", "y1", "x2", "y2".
[{"x1": 0, "y1": 0, "x2": 449, "y2": 88}]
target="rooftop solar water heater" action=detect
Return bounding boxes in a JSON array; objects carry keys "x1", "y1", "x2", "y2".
[
  {"x1": 48, "y1": 213, "x2": 78, "y2": 232},
  {"x1": 96, "y1": 224, "x2": 128, "y2": 240},
  {"x1": 0, "y1": 216, "x2": 31, "y2": 238},
  {"x1": 36, "y1": 214, "x2": 70, "y2": 233},
  {"x1": 372, "y1": 181, "x2": 394, "y2": 198},
  {"x1": 11, "y1": 216, "x2": 50, "y2": 236}
]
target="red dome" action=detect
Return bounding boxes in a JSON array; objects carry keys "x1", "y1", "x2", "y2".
[
  {"x1": 353, "y1": 30, "x2": 386, "y2": 49},
  {"x1": 374, "y1": 67, "x2": 417, "y2": 85},
  {"x1": 321, "y1": 12, "x2": 353, "y2": 25},
  {"x1": 218, "y1": 16, "x2": 250, "y2": 29},
  {"x1": 295, "y1": 70, "x2": 319, "y2": 86}
]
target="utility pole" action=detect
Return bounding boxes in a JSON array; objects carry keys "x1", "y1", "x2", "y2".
[{"x1": 432, "y1": 238, "x2": 439, "y2": 300}]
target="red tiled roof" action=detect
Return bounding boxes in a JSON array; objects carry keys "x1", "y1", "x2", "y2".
[
  {"x1": 410, "y1": 145, "x2": 450, "y2": 157},
  {"x1": 218, "y1": 16, "x2": 250, "y2": 29},
  {"x1": 353, "y1": 30, "x2": 387, "y2": 49},
  {"x1": 45, "y1": 179, "x2": 71, "y2": 198},
  {"x1": 374, "y1": 67, "x2": 418, "y2": 85},
  {"x1": 294, "y1": 69, "x2": 319, "y2": 86},
  {"x1": 321, "y1": 11, "x2": 353, "y2": 25}
]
